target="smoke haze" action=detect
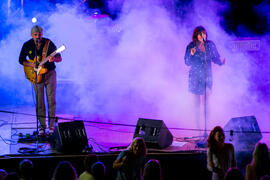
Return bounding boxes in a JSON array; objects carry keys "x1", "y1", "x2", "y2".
[{"x1": 0, "y1": 0, "x2": 270, "y2": 147}]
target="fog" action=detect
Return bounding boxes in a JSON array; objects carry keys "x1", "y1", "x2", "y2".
[{"x1": 0, "y1": 0, "x2": 269, "y2": 146}]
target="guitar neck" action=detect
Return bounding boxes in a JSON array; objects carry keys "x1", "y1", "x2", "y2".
[
  {"x1": 38, "y1": 45, "x2": 65, "y2": 66},
  {"x1": 39, "y1": 51, "x2": 58, "y2": 66}
]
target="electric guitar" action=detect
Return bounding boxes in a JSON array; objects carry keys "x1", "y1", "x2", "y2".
[{"x1": 24, "y1": 45, "x2": 66, "y2": 84}]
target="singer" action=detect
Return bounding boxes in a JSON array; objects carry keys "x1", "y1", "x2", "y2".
[
  {"x1": 184, "y1": 26, "x2": 225, "y2": 135},
  {"x1": 19, "y1": 25, "x2": 62, "y2": 136}
]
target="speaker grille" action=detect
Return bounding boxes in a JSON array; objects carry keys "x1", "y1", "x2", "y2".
[
  {"x1": 53, "y1": 120, "x2": 88, "y2": 153},
  {"x1": 134, "y1": 118, "x2": 173, "y2": 149},
  {"x1": 224, "y1": 116, "x2": 262, "y2": 151}
]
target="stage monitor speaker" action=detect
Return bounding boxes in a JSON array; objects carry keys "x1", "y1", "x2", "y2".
[
  {"x1": 52, "y1": 120, "x2": 89, "y2": 153},
  {"x1": 224, "y1": 116, "x2": 262, "y2": 151},
  {"x1": 133, "y1": 118, "x2": 173, "y2": 149}
]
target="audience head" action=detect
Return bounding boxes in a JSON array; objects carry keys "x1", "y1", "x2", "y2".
[
  {"x1": 128, "y1": 137, "x2": 147, "y2": 157},
  {"x1": 253, "y1": 142, "x2": 269, "y2": 163},
  {"x1": 0, "y1": 169, "x2": 7, "y2": 180},
  {"x1": 83, "y1": 154, "x2": 99, "y2": 173},
  {"x1": 4, "y1": 172, "x2": 19, "y2": 180},
  {"x1": 19, "y1": 159, "x2": 33, "y2": 180},
  {"x1": 207, "y1": 126, "x2": 225, "y2": 153},
  {"x1": 52, "y1": 161, "x2": 77, "y2": 180},
  {"x1": 252, "y1": 142, "x2": 270, "y2": 178},
  {"x1": 224, "y1": 167, "x2": 244, "y2": 180},
  {"x1": 143, "y1": 159, "x2": 162, "y2": 180},
  {"x1": 261, "y1": 175, "x2": 270, "y2": 180},
  {"x1": 91, "y1": 161, "x2": 106, "y2": 180}
]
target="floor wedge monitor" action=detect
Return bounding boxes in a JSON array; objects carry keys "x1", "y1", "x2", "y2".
[
  {"x1": 133, "y1": 118, "x2": 173, "y2": 149},
  {"x1": 53, "y1": 120, "x2": 88, "y2": 153}
]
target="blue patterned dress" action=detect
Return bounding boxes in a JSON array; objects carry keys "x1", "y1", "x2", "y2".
[{"x1": 184, "y1": 40, "x2": 223, "y2": 95}]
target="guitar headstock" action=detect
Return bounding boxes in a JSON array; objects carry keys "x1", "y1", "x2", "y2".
[{"x1": 56, "y1": 45, "x2": 66, "y2": 53}]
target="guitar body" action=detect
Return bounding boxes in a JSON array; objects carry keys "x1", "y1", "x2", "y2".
[
  {"x1": 23, "y1": 44, "x2": 66, "y2": 84},
  {"x1": 24, "y1": 57, "x2": 47, "y2": 84}
]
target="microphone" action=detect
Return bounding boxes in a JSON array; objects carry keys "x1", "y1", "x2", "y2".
[
  {"x1": 203, "y1": 37, "x2": 206, "y2": 43},
  {"x1": 35, "y1": 38, "x2": 40, "y2": 44}
]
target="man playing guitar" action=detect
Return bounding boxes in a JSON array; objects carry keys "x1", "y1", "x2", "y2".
[{"x1": 19, "y1": 25, "x2": 62, "y2": 136}]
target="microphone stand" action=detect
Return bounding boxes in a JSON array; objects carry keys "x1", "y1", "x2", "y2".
[
  {"x1": 195, "y1": 40, "x2": 208, "y2": 148},
  {"x1": 203, "y1": 42, "x2": 208, "y2": 141},
  {"x1": 34, "y1": 38, "x2": 40, "y2": 145}
]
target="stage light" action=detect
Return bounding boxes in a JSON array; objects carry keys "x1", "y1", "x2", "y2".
[{"x1": 32, "y1": 17, "x2": 37, "y2": 23}]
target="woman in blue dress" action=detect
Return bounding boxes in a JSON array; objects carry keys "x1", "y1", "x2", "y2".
[{"x1": 184, "y1": 26, "x2": 225, "y2": 134}]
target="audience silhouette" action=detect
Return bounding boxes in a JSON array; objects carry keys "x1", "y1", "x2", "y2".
[
  {"x1": 224, "y1": 167, "x2": 244, "y2": 180},
  {"x1": 143, "y1": 159, "x2": 162, "y2": 180},
  {"x1": 52, "y1": 161, "x2": 77, "y2": 180},
  {"x1": 113, "y1": 137, "x2": 147, "y2": 180},
  {"x1": 79, "y1": 154, "x2": 99, "y2": 180},
  {"x1": 19, "y1": 159, "x2": 34, "y2": 180},
  {"x1": 246, "y1": 142, "x2": 270, "y2": 180},
  {"x1": 91, "y1": 161, "x2": 106, "y2": 180},
  {"x1": 207, "y1": 126, "x2": 236, "y2": 180}
]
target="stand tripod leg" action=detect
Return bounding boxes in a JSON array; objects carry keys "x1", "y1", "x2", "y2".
[{"x1": 203, "y1": 88, "x2": 208, "y2": 140}]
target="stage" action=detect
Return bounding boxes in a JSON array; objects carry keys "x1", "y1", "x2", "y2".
[
  {"x1": 0, "y1": 106, "x2": 256, "y2": 180},
  {"x1": 0, "y1": 0, "x2": 270, "y2": 179}
]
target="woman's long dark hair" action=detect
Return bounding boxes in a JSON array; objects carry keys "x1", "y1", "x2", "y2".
[
  {"x1": 207, "y1": 126, "x2": 224, "y2": 154},
  {"x1": 253, "y1": 143, "x2": 270, "y2": 179},
  {"x1": 128, "y1": 137, "x2": 147, "y2": 156},
  {"x1": 192, "y1": 26, "x2": 207, "y2": 45}
]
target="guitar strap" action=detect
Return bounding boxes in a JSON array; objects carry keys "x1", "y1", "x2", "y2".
[{"x1": 42, "y1": 39, "x2": 50, "y2": 61}]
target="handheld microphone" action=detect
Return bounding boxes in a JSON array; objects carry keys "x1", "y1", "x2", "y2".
[
  {"x1": 203, "y1": 37, "x2": 206, "y2": 43},
  {"x1": 36, "y1": 38, "x2": 40, "y2": 44}
]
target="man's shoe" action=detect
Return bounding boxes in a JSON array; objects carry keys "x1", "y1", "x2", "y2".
[
  {"x1": 49, "y1": 127, "x2": 55, "y2": 135},
  {"x1": 39, "y1": 128, "x2": 45, "y2": 136}
]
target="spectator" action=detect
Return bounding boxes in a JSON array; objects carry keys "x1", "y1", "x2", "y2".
[
  {"x1": 246, "y1": 142, "x2": 270, "y2": 180},
  {"x1": 79, "y1": 154, "x2": 98, "y2": 180},
  {"x1": 143, "y1": 159, "x2": 162, "y2": 180},
  {"x1": 207, "y1": 126, "x2": 236, "y2": 180},
  {"x1": 91, "y1": 161, "x2": 105, "y2": 180},
  {"x1": 52, "y1": 161, "x2": 77, "y2": 180},
  {"x1": 19, "y1": 159, "x2": 34, "y2": 180},
  {"x1": 0, "y1": 169, "x2": 7, "y2": 180},
  {"x1": 261, "y1": 175, "x2": 270, "y2": 180},
  {"x1": 224, "y1": 167, "x2": 243, "y2": 180},
  {"x1": 5, "y1": 172, "x2": 19, "y2": 180},
  {"x1": 113, "y1": 137, "x2": 147, "y2": 180}
]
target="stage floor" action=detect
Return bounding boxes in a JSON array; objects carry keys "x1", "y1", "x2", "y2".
[
  {"x1": 0, "y1": 105, "x2": 206, "y2": 157},
  {"x1": 0, "y1": 106, "x2": 259, "y2": 180}
]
